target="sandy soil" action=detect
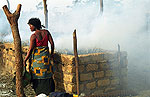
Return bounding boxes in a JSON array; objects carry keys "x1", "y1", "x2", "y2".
[
  {"x1": 0, "y1": 70, "x2": 35, "y2": 97},
  {"x1": 0, "y1": 71, "x2": 150, "y2": 97}
]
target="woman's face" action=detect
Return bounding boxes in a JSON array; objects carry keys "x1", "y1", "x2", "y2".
[{"x1": 29, "y1": 24, "x2": 36, "y2": 32}]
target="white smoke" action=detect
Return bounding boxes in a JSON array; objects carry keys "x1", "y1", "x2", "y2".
[
  {"x1": 0, "y1": 1, "x2": 149, "y2": 52},
  {"x1": 0, "y1": 0, "x2": 150, "y2": 92}
]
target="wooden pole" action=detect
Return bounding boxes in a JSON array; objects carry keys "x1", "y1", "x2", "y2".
[
  {"x1": 117, "y1": 44, "x2": 123, "y2": 89},
  {"x1": 100, "y1": 0, "x2": 103, "y2": 15},
  {"x1": 73, "y1": 29, "x2": 80, "y2": 95},
  {"x1": 6, "y1": 0, "x2": 10, "y2": 10},
  {"x1": 2, "y1": 4, "x2": 24, "y2": 97},
  {"x1": 43, "y1": 0, "x2": 48, "y2": 28},
  {"x1": 117, "y1": 44, "x2": 120, "y2": 64}
]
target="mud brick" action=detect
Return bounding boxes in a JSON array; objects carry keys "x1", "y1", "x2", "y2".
[
  {"x1": 80, "y1": 73, "x2": 93, "y2": 81},
  {"x1": 86, "y1": 64, "x2": 98, "y2": 72}
]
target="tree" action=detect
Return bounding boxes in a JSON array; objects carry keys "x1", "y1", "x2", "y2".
[{"x1": 2, "y1": 4, "x2": 25, "y2": 97}]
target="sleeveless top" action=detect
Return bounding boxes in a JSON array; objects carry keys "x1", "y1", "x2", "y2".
[{"x1": 34, "y1": 33, "x2": 48, "y2": 47}]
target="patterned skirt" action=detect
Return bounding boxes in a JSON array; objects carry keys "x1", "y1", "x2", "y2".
[
  {"x1": 30, "y1": 46, "x2": 55, "y2": 95},
  {"x1": 30, "y1": 46, "x2": 54, "y2": 79}
]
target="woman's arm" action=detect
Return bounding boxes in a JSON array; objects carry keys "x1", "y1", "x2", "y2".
[
  {"x1": 47, "y1": 31, "x2": 54, "y2": 58},
  {"x1": 24, "y1": 34, "x2": 36, "y2": 66}
]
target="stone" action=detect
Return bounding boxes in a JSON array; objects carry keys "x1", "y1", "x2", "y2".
[
  {"x1": 104, "y1": 52, "x2": 117, "y2": 60},
  {"x1": 80, "y1": 73, "x2": 93, "y2": 81},
  {"x1": 78, "y1": 53, "x2": 104, "y2": 64},
  {"x1": 105, "y1": 70, "x2": 114, "y2": 77},
  {"x1": 99, "y1": 62, "x2": 110, "y2": 70},
  {"x1": 104, "y1": 87, "x2": 116, "y2": 92},
  {"x1": 111, "y1": 78, "x2": 120, "y2": 85},
  {"x1": 86, "y1": 81, "x2": 96, "y2": 89},
  {"x1": 93, "y1": 90, "x2": 104, "y2": 95},
  {"x1": 86, "y1": 64, "x2": 98, "y2": 72},
  {"x1": 98, "y1": 79, "x2": 110, "y2": 87},
  {"x1": 79, "y1": 65, "x2": 85, "y2": 73},
  {"x1": 79, "y1": 84, "x2": 84, "y2": 91},
  {"x1": 94, "y1": 71, "x2": 104, "y2": 78}
]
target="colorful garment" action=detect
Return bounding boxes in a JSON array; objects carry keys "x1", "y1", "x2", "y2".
[{"x1": 31, "y1": 46, "x2": 53, "y2": 79}]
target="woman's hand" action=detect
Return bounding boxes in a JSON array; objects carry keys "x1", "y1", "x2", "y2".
[{"x1": 24, "y1": 60, "x2": 27, "y2": 67}]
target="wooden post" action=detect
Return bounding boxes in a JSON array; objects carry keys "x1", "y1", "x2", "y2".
[
  {"x1": 6, "y1": 0, "x2": 10, "y2": 10},
  {"x1": 117, "y1": 44, "x2": 122, "y2": 89},
  {"x1": 43, "y1": 0, "x2": 48, "y2": 28},
  {"x1": 100, "y1": 0, "x2": 103, "y2": 15},
  {"x1": 2, "y1": 4, "x2": 24, "y2": 97},
  {"x1": 117, "y1": 44, "x2": 120, "y2": 64},
  {"x1": 73, "y1": 29, "x2": 80, "y2": 95}
]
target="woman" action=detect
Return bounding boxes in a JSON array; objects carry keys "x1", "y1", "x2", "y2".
[{"x1": 24, "y1": 18, "x2": 55, "y2": 96}]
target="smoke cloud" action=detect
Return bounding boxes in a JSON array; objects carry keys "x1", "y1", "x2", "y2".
[{"x1": 0, "y1": 0, "x2": 150, "y2": 92}]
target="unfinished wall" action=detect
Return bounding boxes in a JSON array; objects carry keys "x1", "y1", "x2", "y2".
[
  {"x1": 0, "y1": 43, "x2": 28, "y2": 74},
  {"x1": 0, "y1": 43, "x2": 128, "y2": 95},
  {"x1": 54, "y1": 51, "x2": 128, "y2": 95}
]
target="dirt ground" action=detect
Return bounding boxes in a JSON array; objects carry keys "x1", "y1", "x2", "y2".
[
  {"x1": 0, "y1": 70, "x2": 35, "y2": 97},
  {"x1": 1, "y1": 70, "x2": 150, "y2": 97}
]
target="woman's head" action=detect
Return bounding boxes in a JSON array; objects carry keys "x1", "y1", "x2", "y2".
[{"x1": 28, "y1": 18, "x2": 42, "y2": 31}]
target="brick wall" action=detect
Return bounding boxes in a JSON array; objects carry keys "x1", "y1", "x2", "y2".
[
  {"x1": 54, "y1": 51, "x2": 128, "y2": 95},
  {"x1": 0, "y1": 43, "x2": 128, "y2": 95},
  {"x1": 0, "y1": 43, "x2": 28, "y2": 74},
  {"x1": 0, "y1": 43, "x2": 15, "y2": 74}
]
